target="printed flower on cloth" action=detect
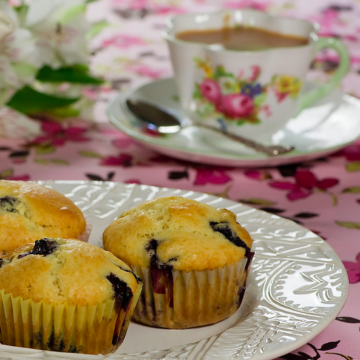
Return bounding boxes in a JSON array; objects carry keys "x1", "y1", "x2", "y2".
[
  {"x1": 343, "y1": 253, "x2": 360, "y2": 284},
  {"x1": 192, "y1": 58, "x2": 302, "y2": 125},
  {"x1": 32, "y1": 121, "x2": 89, "y2": 147},
  {"x1": 269, "y1": 169, "x2": 339, "y2": 202}
]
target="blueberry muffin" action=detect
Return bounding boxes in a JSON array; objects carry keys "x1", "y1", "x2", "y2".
[
  {"x1": 103, "y1": 196, "x2": 254, "y2": 329},
  {"x1": 0, "y1": 238, "x2": 142, "y2": 354},
  {"x1": 0, "y1": 180, "x2": 89, "y2": 253}
]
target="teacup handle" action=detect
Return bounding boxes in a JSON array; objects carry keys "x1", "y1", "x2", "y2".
[{"x1": 297, "y1": 37, "x2": 350, "y2": 113}]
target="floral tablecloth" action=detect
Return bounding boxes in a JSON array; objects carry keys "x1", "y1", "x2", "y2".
[{"x1": 1, "y1": 0, "x2": 360, "y2": 359}]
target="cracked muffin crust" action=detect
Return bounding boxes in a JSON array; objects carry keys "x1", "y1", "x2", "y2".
[
  {"x1": 103, "y1": 196, "x2": 253, "y2": 272},
  {"x1": 103, "y1": 196, "x2": 254, "y2": 329},
  {"x1": 0, "y1": 180, "x2": 86, "y2": 252},
  {"x1": 0, "y1": 238, "x2": 142, "y2": 354}
]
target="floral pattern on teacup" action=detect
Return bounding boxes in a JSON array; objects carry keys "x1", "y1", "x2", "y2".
[
  {"x1": 193, "y1": 58, "x2": 302, "y2": 125},
  {"x1": 271, "y1": 75, "x2": 302, "y2": 103}
]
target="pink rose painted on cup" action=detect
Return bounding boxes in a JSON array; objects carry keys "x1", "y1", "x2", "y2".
[
  {"x1": 193, "y1": 60, "x2": 266, "y2": 124},
  {"x1": 200, "y1": 79, "x2": 221, "y2": 104},
  {"x1": 215, "y1": 96, "x2": 226, "y2": 114},
  {"x1": 222, "y1": 93, "x2": 254, "y2": 118}
]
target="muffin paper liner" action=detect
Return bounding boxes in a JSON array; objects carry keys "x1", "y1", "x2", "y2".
[
  {"x1": 133, "y1": 252, "x2": 254, "y2": 329},
  {"x1": 0, "y1": 285, "x2": 142, "y2": 354}
]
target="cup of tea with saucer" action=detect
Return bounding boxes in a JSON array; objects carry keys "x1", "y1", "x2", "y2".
[{"x1": 164, "y1": 10, "x2": 349, "y2": 144}]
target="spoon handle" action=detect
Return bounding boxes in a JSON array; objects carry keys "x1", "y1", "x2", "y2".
[{"x1": 195, "y1": 123, "x2": 294, "y2": 156}]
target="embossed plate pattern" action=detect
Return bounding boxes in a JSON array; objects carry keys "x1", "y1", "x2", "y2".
[{"x1": 0, "y1": 181, "x2": 348, "y2": 360}]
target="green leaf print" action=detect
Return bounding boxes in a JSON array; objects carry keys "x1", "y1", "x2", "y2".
[
  {"x1": 254, "y1": 93, "x2": 266, "y2": 106},
  {"x1": 35, "y1": 158, "x2": 68, "y2": 166},
  {"x1": 325, "y1": 354, "x2": 353, "y2": 360},
  {"x1": 343, "y1": 187, "x2": 360, "y2": 193},
  {"x1": 270, "y1": 74, "x2": 276, "y2": 85},
  {"x1": 239, "y1": 198, "x2": 276, "y2": 206},
  {"x1": 35, "y1": 144, "x2": 55, "y2": 155},
  {"x1": 193, "y1": 57, "x2": 202, "y2": 67},
  {"x1": 51, "y1": 159, "x2": 69, "y2": 165},
  {"x1": 197, "y1": 102, "x2": 215, "y2": 118},
  {"x1": 236, "y1": 120, "x2": 245, "y2": 126},
  {"x1": 79, "y1": 150, "x2": 102, "y2": 158},
  {"x1": 35, "y1": 159, "x2": 49, "y2": 165},
  {"x1": 235, "y1": 117, "x2": 261, "y2": 125},
  {"x1": 193, "y1": 84, "x2": 202, "y2": 100},
  {"x1": 247, "y1": 117, "x2": 261, "y2": 125},
  {"x1": 346, "y1": 162, "x2": 360, "y2": 172},
  {"x1": 335, "y1": 221, "x2": 360, "y2": 229},
  {"x1": 214, "y1": 65, "x2": 231, "y2": 79},
  {"x1": 87, "y1": 20, "x2": 109, "y2": 39},
  {"x1": 45, "y1": 105, "x2": 80, "y2": 119},
  {"x1": 238, "y1": 80, "x2": 247, "y2": 88},
  {"x1": 0, "y1": 169, "x2": 13, "y2": 178}
]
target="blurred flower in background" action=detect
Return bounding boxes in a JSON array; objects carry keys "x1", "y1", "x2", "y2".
[{"x1": 0, "y1": 0, "x2": 104, "y2": 140}]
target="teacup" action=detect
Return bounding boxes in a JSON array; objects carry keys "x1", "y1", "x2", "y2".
[{"x1": 164, "y1": 10, "x2": 349, "y2": 142}]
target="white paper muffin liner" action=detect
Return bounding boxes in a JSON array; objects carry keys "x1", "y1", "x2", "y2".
[
  {"x1": 0, "y1": 284, "x2": 141, "y2": 354},
  {"x1": 132, "y1": 253, "x2": 253, "y2": 329}
]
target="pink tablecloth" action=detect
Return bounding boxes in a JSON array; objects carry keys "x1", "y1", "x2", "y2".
[{"x1": 1, "y1": 0, "x2": 360, "y2": 359}]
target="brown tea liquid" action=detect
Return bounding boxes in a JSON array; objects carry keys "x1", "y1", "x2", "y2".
[{"x1": 176, "y1": 26, "x2": 308, "y2": 51}]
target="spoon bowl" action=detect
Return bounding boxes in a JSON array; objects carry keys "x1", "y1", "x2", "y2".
[{"x1": 126, "y1": 99, "x2": 295, "y2": 157}]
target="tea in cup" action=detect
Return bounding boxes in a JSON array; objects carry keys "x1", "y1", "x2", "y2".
[{"x1": 164, "y1": 10, "x2": 349, "y2": 142}]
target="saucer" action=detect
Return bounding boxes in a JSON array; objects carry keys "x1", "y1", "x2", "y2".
[{"x1": 107, "y1": 78, "x2": 360, "y2": 167}]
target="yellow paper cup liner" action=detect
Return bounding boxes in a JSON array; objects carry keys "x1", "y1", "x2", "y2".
[
  {"x1": 133, "y1": 252, "x2": 254, "y2": 329},
  {"x1": 0, "y1": 285, "x2": 141, "y2": 355}
]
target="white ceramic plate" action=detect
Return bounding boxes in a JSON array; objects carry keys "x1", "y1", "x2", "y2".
[
  {"x1": 107, "y1": 78, "x2": 360, "y2": 167},
  {"x1": 0, "y1": 181, "x2": 348, "y2": 360}
]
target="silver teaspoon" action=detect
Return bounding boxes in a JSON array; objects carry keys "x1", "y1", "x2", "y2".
[{"x1": 126, "y1": 99, "x2": 295, "y2": 156}]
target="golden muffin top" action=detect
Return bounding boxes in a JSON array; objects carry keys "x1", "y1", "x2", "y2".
[
  {"x1": 0, "y1": 238, "x2": 142, "y2": 307},
  {"x1": 0, "y1": 180, "x2": 86, "y2": 252},
  {"x1": 103, "y1": 196, "x2": 253, "y2": 272}
]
